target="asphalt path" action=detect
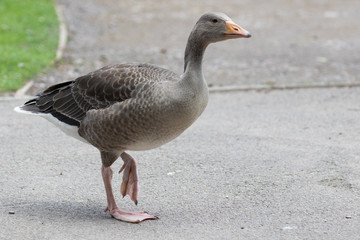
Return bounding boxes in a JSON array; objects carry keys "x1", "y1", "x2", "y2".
[{"x1": 1, "y1": 88, "x2": 360, "y2": 239}]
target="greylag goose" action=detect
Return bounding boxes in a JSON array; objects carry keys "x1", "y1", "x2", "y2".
[{"x1": 15, "y1": 12, "x2": 251, "y2": 223}]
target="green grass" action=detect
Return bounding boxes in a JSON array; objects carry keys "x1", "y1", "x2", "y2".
[{"x1": 0, "y1": 0, "x2": 59, "y2": 91}]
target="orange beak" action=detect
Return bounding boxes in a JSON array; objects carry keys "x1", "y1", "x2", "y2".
[{"x1": 225, "y1": 21, "x2": 251, "y2": 38}]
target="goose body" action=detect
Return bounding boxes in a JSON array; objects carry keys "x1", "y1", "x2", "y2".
[
  {"x1": 16, "y1": 63, "x2": 208, "y2": 152},
  {"x1": 15, "y1": 12, "x2": 251, "y2": 223}
]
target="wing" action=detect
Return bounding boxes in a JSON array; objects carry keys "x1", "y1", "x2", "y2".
[{"x1": 20, "y1": 63, "x2": 179, "y2": 126}]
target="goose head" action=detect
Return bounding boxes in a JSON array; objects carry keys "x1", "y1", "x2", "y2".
[
  {"x1": 183, "y1": 12, "x2": 251, "y2": 73},
  {"x1": 192, "y1": 12, "x2": 251, "y2": 44}
]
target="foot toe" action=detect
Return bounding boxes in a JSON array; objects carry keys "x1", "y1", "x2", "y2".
[{"x1": 110, "y1": 208, "x2": 158, "y2": 223}]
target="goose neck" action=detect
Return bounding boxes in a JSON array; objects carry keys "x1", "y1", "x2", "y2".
[{"x1": 183, "y1": 32, "x2": 208, "y2": 76}]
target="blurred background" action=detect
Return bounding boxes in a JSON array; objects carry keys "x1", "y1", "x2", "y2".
[
  {"x1": 2, "y1": 0, "x2": 360, "y2": 94},
  {"x1": 0, "y1": 0, "x2": 58, "y2": 91}
]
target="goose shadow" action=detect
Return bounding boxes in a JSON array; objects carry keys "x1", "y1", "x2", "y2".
[{"x1": 2, "y1": 199, "x2": 111, "y2": 222}]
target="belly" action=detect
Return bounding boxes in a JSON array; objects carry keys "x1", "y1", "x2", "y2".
[
  {"x1": 126, "y1": 93, "x2": 208, "y2": 151},
  {"x1": 80, "y1": 88, "x2": 208, "y2": 153},
  {"x1": 124, "y1": 125, "x2": 187, "y2": 151}
]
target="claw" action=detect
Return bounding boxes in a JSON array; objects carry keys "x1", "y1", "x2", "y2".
[{"x1": 119, "y1": 164, "x2": 125, "y2": 173}]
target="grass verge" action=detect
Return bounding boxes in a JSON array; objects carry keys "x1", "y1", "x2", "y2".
[{"x1": 0, "y1": 0, "x2": 59, "y2": 91}]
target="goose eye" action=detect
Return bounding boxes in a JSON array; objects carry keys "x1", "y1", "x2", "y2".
[{"x1": 212, "y1": 19, "x2": 218, "y2": 23}]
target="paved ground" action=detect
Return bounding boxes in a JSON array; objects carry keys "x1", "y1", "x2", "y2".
[
  {"x1": 1, "y1": 89, "x2": 360, "y2": 239},
  {"x1": 1, "y1": 0, "x2": 360, "y2": 239}
]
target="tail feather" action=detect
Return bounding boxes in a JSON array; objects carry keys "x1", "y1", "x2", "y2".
[
  {"x1": 14, "y1": 98, "x2": 42, "y2": 115},
  {"x1": 14, "y1": 80, "x2": 84, "y2": 127}
]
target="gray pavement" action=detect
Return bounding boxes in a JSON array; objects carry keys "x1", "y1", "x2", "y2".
[
  {"x1": 1, "y1": 0, "x2": 360, "y2": 239},
  {"x1": 1, "y1": 88, "x2": 360, "y2": 239}
]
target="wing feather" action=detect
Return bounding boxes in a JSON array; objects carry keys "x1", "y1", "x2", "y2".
[{"x1": 19, "y1": 63, "x2": 179, "y2": 127}]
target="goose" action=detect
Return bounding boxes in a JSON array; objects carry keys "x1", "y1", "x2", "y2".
[{"x1": 14, "y1": 12, "x2": 251, "y2": 223}]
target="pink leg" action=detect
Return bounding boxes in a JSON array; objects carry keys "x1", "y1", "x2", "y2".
[
  {"x1": 101, "y1": 166, "x2": 157, "y2": 223},
  {"x1": 119, "y1": 152, "x2": 139, "y2": 204}
]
